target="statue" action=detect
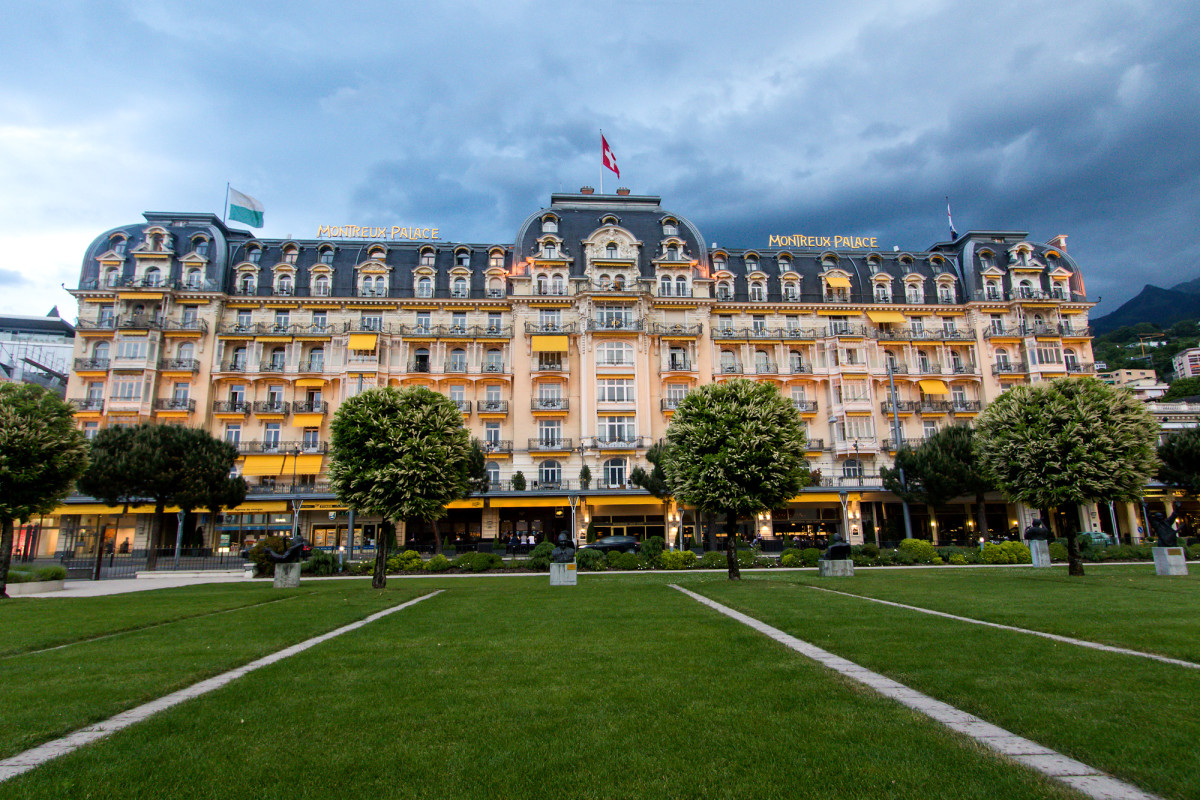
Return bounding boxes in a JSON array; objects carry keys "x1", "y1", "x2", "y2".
[
  {"x1": 1150, "y1": 509, "x2": 1182, "y2": 547},
  {"x1": 263, "y1": 535, "x2": 308, "y2": 563},
  {"x1": 1024, "y1": 518, "x2": 1051, "y2": 541},
  {"x1": 822, "y1": 534, "x2": 852, "y2": 561},
  {"x1": 550, "y1": 533, "x2": 576, "y2": 563}
]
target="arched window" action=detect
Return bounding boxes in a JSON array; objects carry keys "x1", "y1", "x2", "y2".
[
  {"x1": 105, "y1": 268, "x2": 120, "y2": 287},
  {"x1": 449, "y1": 348, "x2": 467, "y2": 371},
  {"x1": 667, "y1": 245, "x2": 679, "y2": 261},
  {"x1": 282, "y1": 245, "x2": 298, "y2": 264},
  {"x1": 1064, "y1": 348, "x2": 1078, "y2": 368},
  {"x1": 749, "y1": 281, "x2": 765, "y2": 301},
  {"x1": 906, "y1": 283, "x2": 922, "y2": 303},
  {"x1": 663, "y1": 220, "x2": 678, "y2": 236},
  {"x1": 176, "y1": 342, "x2": 194, "y2": 361},
  {"x1": 144, "y1": 267, "x2": 161, "y2": 286},
  {"x1": 598, "y1": 274, "x2": 612, "y2": 289},
  {"x1": 551, "y1": 274, "x2": 565, "y2": 295},
  {"x1": 111, "y1": 236, "x2": 126, "y2": 257},
  {"x1": 660, "y1": 275, "x2": 672, "y2": 296},
  {"x1": 612, "y1": 275, "x2": 625, "y2": 291},
  {"x1": 247, "y1": 246, "x2": 262, "y2": 264},
  {"x1": 313, "y1": 275, "x2": 330, "y2": 296},
  {"x1": 790, "y1": 350, "x2": 805, "y2": 372},
  {"x1": 783, "y1": 280, "x2": 798, "y2": 300},
  {"x1": 754, "y1": 350, "x2": 772, "y2": 373},
  {"x1": 488, "y1": 277, "x2": 503, "y2": 297},
  {"x1": 489, "y1": 253, "x2": 504, "y2": 269},
  {"x1": 544, "y1": 242, "x2": 557, "y2": 258},
  {"x1": 606, "y1": 243, "x2": 618, "y2": 259},
  {"x1": 1018, "y1": 279, "x2": 1033, "y2": 298},
  {"x1": 307, "y1": 347, "x2": 325, "y2": 370},
  {"x1": 720, "y1": 350, "x2": 739, "y2": 373},
  {"x1": 453, "y1": 277, "x2": 467, "y2": 297},
  {"x1": 539, "y1": 460, "x2": 561, "y2": 488},
  {"x1": 194, "y1": 239, "x2": 209, "y2": 257},
  {"x1": 603, "y1": 458, "x2": 627, "y2": 488},
  {"x1": 717, "y1": 280, "x2": 732, "y2": 300},
  {"x1": 917, "y1": 350, "x2": 931, "y2": 373},
  {"x1": 276, "y1": 274, "x2": 293, "y2": 295},
  {"x1": 373, "y1": 275, "x2": 387, "y2": 295},
  {"x1": 536, "y1": 273, "x2": 549, "y2": 294},
  {"x1": 995, "y1": 348, "x2": 1010, "y2": 367},
  {"x1": 884, "y1": 350, "x2": 898, "y2": 370},
  {"x1": 413, "y1": 347, "x2": 430, "y2": 373},
  {"x1": 485, "y1": 461, "x2": 500, "y2": 486},
  {"x1": 417, "y1": 276, "x2": 432, "y2": 298},
  {"x1": 542, "y1": 217, "x2": 558, "y2": 233},
  {"x1": 269, "y1": 347, "x2": 286, "y2": 370},
  {"x1": 231, "y1": 346, "x2": 247, "y2": 369},
  {"x1": 319, "y1": 248, "x2": 334, "y2": 265},
  {"x1": 676, "y1": 276, "x2": 688, "y2": 297},
  {"x1": 186, "y1": 268, "x2": 202, "y2": 288},
  {"x1": 92, "y1": 341, "x2": 109, "y2": 361},
  {"x1": 842, "y1": 459, "x2": 862, "y2": 478},
  {"x1": 484, "y1": 349, "x2": 503, "y2": 372},
  {"x1": 238, "y1": 274, "x2": 255, "y2": 294}
]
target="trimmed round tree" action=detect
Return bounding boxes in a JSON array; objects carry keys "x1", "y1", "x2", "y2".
[
  {"x1": 662, "y1": 379, "x2": 809, "y2": 579},
  {"x1": 328, "y1": 386, "x2": 471, "y2": 588},
  {"x1": 0, "y1": 383, "x2": 90, "y2": 598},
  {"x1": 974, "y1": 377, "x2": 1158, "y2": 576},
  {"x1": 1157, "y1": 426, "x2": 1200, "y2": 499}
]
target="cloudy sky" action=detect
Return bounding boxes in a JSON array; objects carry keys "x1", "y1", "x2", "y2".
[{"x1": 2, "y1": 0, "x2": 1196, "y2": 319}]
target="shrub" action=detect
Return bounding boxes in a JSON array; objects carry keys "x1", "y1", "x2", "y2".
[
  {"x1": 780, "y1": 548, "x2": 802, "y2": 562},
  {"x1": 931, "y1": 556, "x2": 944, "y2": 565},
  {"x1": 248, "y1": 535, "x2": 288, "y2": 577},
  {"x1": 948, "y1": 554, "x2": 968, "y2": 565},
  {"x1": 736, "y1": 549, "x2": 759, "y2": 568},
  {"x1": 576, "y1": 548, "x2": 607, "y2": 571},
  {"x1": 615, "y1": 552, "x2": 642, "y2": 571},
  {"x1": 851, "y1": 554, "x2": 873, "y2": 567},
  {"x1": 891, "y1": 548, "x2": 917, "y2": 565},
  {"x1": 780, "y1": 552, "x2": 801, "y2": 567},
  {"x1": 1000, "y1": 541, "x2": 1032, "y2": 564},
  {"x1": 346, "y1": 560, "x2": 373, "y2": 575},
  {"x1": 800, "y1": 548, "x2": 821, "y2": 567},
  {"x1": 659, "y1": 550, "x2": 698, "y2": 570},
  {"x1": 5, "y1": 569, "x2": 33, "y2": 583},
  {"x1": 530, "y1": 541, "x2": 554, "y2": 560},
  {"x1": 981, "y1": 543, "x2": 1014, "y2": 564},
  {"x1": 642, "y1": 536, "x2": 665, "y2": 563},
  {"x1": 526, "y1": 555, "x2": 550, "y2": 571},
  {"x1": 302, "y1": 549, "x2": 340, "y2": 576},
  {"x1": 425, "y1": 554, "x2": 452, "y2": 572},
  {"x1": 510, "y1": 471, "x2": 526, "y2": 491},
  {"x1": 1048, "y1": 542, "x2": 1068, "y2": 562},
  {"x1": 860, "y1": 543, "x2": 880, "y2": 558},
  {"x1": 459, "y1": 552, "x2": 502, "y2": 572},
  {"x1": 1188, "y1": 543, "x2": 1200, "y2": 561},
  {"x1": 699, "y1": 551, "x2": 727, "y2": 569},
  {"x1": 1075, "y1": 534, "x2": 1093, "y2": 552},
  {"x1": 387, "y1": 550, "x2": 423, "y2": 573},
  {"x1": 898, "y1": 538, "x2": 937, "y2": 563}
]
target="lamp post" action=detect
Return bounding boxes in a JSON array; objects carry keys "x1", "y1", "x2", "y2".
[
  {"x1": 839, "y1": 490, "x2": 849, "y2": 540},
  {"x1": 289, "y1": 446, "x2": 301, "y2": 541},
  {"x1": 854, "y1": 439, "x2": 862, "y2": 487}
]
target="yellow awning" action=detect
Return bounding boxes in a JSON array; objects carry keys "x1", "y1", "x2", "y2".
[
  {"x1": 531, "y1": 334, "x2": 570, "y2": 352},
  {"x1": 448, "y1": 499, "x2": 485, "y2": 509},
  {"x1": 490, "y1": 498, "x2": 569, "y2": 508},
  {"x1": 241, "y1": 454, "x2": 286, "y2": 476},
  {"x1": 292, "y1": 414, "x2": 325, "y2": 427},
  {"x1": 585, "y1": 496, "x2": 665, "y2": 507},
  {"x1": 825, "y1": 275, "x2": 852, "y2": 288},
  {"x1": 785, "y1": 493, "x2": 861, "y2": 504},
  {"x1": 295, "y1": 378, "x2": 327, "y2": 387},
  {"x1": 918, "y1": 379, "x2": 950, "y2": 395},
  {"x1": 56, "y1": 504, "x2": 144, "y2": 516},
  {"x1": 283, "y1": 454, "x2": 325, "y2": 474},
  {"x1": 867, "y1": 311, "x2": 906, "y2": 323},
  {"x1": 348, "y1": 333, "x2": 378, "y2": 350},
  {"x1": 229, "y1": 502, "x2": 289, "y2": 514},
  {"x1": 256, "y1": 336, "x2": 292, "y2": 343}
]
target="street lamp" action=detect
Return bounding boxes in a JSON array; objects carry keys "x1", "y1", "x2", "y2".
[
  {"x1": 886, "y1": 362, "x2": 915, "y2": 539},
  {"x1": 839, "y1": 490, "x2": 849, "y2": 540},
  {"x1": 289, "y1": 446, "x2": 302, "y2": 541},
  {"x1": 854, "y1": 439, "x2": 862, "y2": 487}
]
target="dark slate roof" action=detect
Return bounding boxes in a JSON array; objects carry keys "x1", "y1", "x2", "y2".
[{"x1": 0, "y1": 314, "x2": 75, "y2": 337}]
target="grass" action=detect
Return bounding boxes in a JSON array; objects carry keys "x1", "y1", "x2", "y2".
[{"x1": 1, "y1": 568, "x2": 1196, "y2": 798}]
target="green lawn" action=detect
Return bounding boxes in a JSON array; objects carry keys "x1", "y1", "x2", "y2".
[{"x1": 1, "y1": 569, "x2": 1195, "y2": 799}]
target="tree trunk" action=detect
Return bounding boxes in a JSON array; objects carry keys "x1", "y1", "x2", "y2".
[
  {"x1": 373, "y1": 520, "x2": 392, "y2": 589},
  {"x1": 703, "y1": 511, "x2": 717, "y2": 552},
  {"x1": 725, "y1": 512, "x2": 741, "y2": 580},
  {"x1": 146, "y1": 502, "x2": 166, "y2": 570},
  {"x1": 432, "y1": 518, "x2": 442, "y2": 555},
  {"x1": 975, "y1": 494, "x2": 990, "y2": 541},
  {"x1": 1062, "y1": 506, "x2": 1085, "y2": 577},
  {"x1": 0, "y1": 517, "x2": 14, "y2": 598}
]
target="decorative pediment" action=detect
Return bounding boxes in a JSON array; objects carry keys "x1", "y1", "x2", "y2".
[{"x1": 584, "y1": 225, "x2": 639, "y2": 263}]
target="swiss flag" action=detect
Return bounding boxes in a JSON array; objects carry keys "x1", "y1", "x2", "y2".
[{"x1": 602, "y1": 134, "x2": 620, "y2": 178}]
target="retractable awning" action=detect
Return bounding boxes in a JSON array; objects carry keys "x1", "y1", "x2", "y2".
[{"x1": 918, "y1": 379, "x2": 950, "y2": 395}]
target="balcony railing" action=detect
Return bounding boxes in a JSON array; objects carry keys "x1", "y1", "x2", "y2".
[
  {"x1": 154, "y1": 398, "x2": 196, "y2": 412},
  {"x1": 781, "y1": 327, "x2": 822, "y2": 340},
  {"x1": 74, "y1": 358, "x2": 110, "y2": 371},
  {"x1": 531, "y1": 398, "x2": 569, "y2": 411},
  {"x1": 217, "y1": 323, "x2": 260, "y2": 336},
  {"x1": 881, "y1": 401, "x2": 919, "y2": 414},
  {"x1": 882, "y1": 363, "x2": 909, "y2": 374},
  {"x1": 212, "y1": 400, "x2": 249, "y2": 414},
  {"x1": 158, "y1": 358, "x2": 200, "y2": 372},
  {"x1": 454, "y1": 400, "x2": 472, "y2": 414},
  {"x1": 804, "y1": 438, "x2": 825, "y2": 450},
  {"x1": 587, "y1": 318, "x2": 642, "y2": 332},
  {"x1": 298, "y1": 359, "x2": 325, "y2": 373},
  {"x1": 247, "y1": 481, "x2": 334, "y2": 496},
  {"x1": 753, "y1": 362, "x2": 778, "y2": 374},
  {"x1": 591, "y1": 436, "x2": 646, "y2": 449},
  {"x1": 524, "y1": 322, "x2": 577, "y2": 334},
  {"x1": 260, "y1": 361, "x2": 288, "y2": 373},
  {"x1": 827, "y1": 324, "x2": 867, "y2": 337},
  {"x1": 118, "y1": 315, "x2": 165, "y2": 331},
  {"x1": 444, "y1": 360, "x2": 470, "y2": 373},
  {"x1": 481, "y1": 362, "x2": 507, "y2": 374},
  {"x1": 648, "y1": 323, "x2": 703, "y2": 337},
  {"x1": 663, "y1": 358, "x2": 694, "y2": 371},
  {"x1": 218, "y1": 361, "x2": 248, "y2": 372},
  {"x1": 532, "y1": 361, "x2": 567, "y2": 372},
  {"x1": 162, "y1": 319, "x2": 209, "y2": 333},
  {"x1": 792, "y1": 400, "x2": 818, "y2": 413},
  {"x1": 480, "y1": 440, "x2": 513, "y2": 454},
  {"x1": 718, "y1": 363, "x2": 743, "y2": 374},
  {"x1": 527, "y1": 438, "x2": 574, "y2": 452},
  {"x1": 787, "y1": 363, "x2": 814, "y2": 374},
  {"x1": 69, "y1": 398, "x2": 104, "y2": 411},
  {"x1": 984, "y1": 326, "x2": 1023, "y2": 338},
  {"x1": 252, "y1": 401, "x2": 290, "y2": 415},
  {"x1": 950, "y1": 401, "x2": 982, "y2": 412},
  {"x1": 237, "y1": 440, "x2": 329, "y2": 455},
  {"x1": 291, "y1": 401, "x2": 328, "y2": 414},
  {"x1": 407, "y1": 360, "x2": 432, "y2": 373},
  {"x1": 478, "y1": 400, "x2": 509, "y2": 413},
  {"x1": 1066, "y1": 362, "x2": 1095, "y2": 373},
  {"x1": 661, "y1": 397, "x2": 686, "y2": 411},
  {"x1": 913, "y1": 363, "x2": 943, "y2": 375},
  {"x1": 992, "y1": 361, "x2": 1028, "y2": 374},
  {"x1": 948, "y1": 363, "x2": 978, "y2": 375},
  {"x1": 76, "y1": 318, "x2": 118, "y2": 330}
]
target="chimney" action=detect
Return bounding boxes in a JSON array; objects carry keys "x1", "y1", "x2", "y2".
[
  {"x1": 616, "y1": 187, "x2": 631, "y2": 196},
  {"x1": 1049, "y1": 234, "x2": 1068, "y2": 251},
  {"x1": 579, "y1": 186, "x2": 594, "y2": 195}
]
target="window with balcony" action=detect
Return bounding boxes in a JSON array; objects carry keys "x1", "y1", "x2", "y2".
[
  {"x1": 597, "y1": 378, "x2": 634, "y2": 402},
  {"x1": 236, "y1": 310, "x2": 252, "y2": 329},
  {"x1": 313, "y1": 275, "x2": 330, "y2": 296},
  {"x1": 413, "y1": 348, "x2": 431, "y2": 372},
  {"x1": 749, "y1": 282, "x2": 765, "y2": 301},
  {"x1": 538, "y1": 309, "x2": 561, "y2": 330},
  {"x1": 716, "y1": 281, "x2": 732, "y2": 300},
  {"x1": 104, "y1": 268, "x2": 120, "y2": 287},
  {"x1": 487, "y1": 312, "x2": 503, "y2": 333},
  {"x1": 538, "y1": 419, "x2": 562, "y2": 446},
  {"x1": 452, "y1": 277, "x2": 468, "y2": 298},
  {"x1": 719, "y1": 350, "x2": 739, "y2": 373},
  {"x1": 485, "y1": 461, "x2": 500, "y2": 485},
  {"x1": 659, "y1": 275, "x2": 672, "y2": 296},
  {"x1": 539, "y1": 461, "x2": 562, "y2": 487},
  {"x1": 417, "y1": 277, "x2": 433, "y2": 297},
  {"x1": 225, "y1": 424, "x2": 241, "y2": 445},
  {"x1": 597, "y1": 340, "x2": 633, "y2": 366},
  {"x1": 276, "y1": 275, "x2": 294, "y2": 295},
  {"x1": 789, "y1": 350, "x2": 806, "y2": 372},
  {"x1": 263, "y1": 423, "x2": 281, "y2": 449},
  {"x1": 274, "y1": 311, "x2": 290, "y2": 332},
  {"x1": 230, "y1": 346, "x2": 248, "y2": 370},
  {"x1": 484, "y1": 422, "x2": 501, "y2": 444},
  {"x1": 449, "y1": 348, "x2": 467, "y2": 371},
  {"x1": 238, "y1": 274, "x2": 256, "y2": 294},
  {"x1": 603, "y1": 458, "x2": 627, "y2": 488},
  {"x1": 361, "y1": 313, "x2": 383, "y2": 332},
  {"x1": 600, "y1": 416, "x2": 635, "y2": 444},
  {"x1": 668, "y1": 347, "x2": 689, "y2": 371},
  {"x1": 676, "y1": 276, "x2": 688, "y2": 297},
  {"x1": 484, "y1": 349, "x2": 504, "y2": 372}
]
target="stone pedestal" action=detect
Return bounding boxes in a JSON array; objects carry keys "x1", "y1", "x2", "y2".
[
  {"x1": 550, "y1": 561, "x2": 577, "y2": 586},
  {"x1": 273, "y1": 561, "x2": 301, "y2": 588},
  {"x1": 243, "y1": 562, "x2": 256, "y2": 579},
  {"x1": 1029, "y1": 539, "x2": 1052, "y2": 568},
  {"x1": 1152, "y1": 547, "x2": 1188, "y2": 576},
  {"x1": 818, "y1": 559, "x2": 854, "y2": 577}
]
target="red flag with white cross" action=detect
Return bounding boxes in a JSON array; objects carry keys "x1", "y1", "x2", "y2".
[{"x1": 601, "y1": 134, "x2": 620, "y2": 178}]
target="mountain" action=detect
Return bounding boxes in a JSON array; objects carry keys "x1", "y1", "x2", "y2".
[{"x1": 1091, "y1": 284, "x2": 1200, "y2": 334}]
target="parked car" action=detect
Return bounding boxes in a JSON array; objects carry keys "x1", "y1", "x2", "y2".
[
  {"x1": 580, "y1": 535, "x2": 641, "y2": 554},
  {"x1": 1076, "y1": 531, "x2": 1116, "y2": 548}
]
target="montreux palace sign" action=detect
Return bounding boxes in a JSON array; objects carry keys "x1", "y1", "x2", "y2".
[
  {"x1": 767, "y1": 234, "x2": 878, "y2": 249},
  {"x1": 317, "y1": 225, "x2": 441, "y2": 240}
]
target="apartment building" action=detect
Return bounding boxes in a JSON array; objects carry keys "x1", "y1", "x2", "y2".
[{"x1": 44, "y1": 190, "x2": 1115, "y2": 561}]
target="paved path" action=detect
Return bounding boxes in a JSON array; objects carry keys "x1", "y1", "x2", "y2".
[
  {"x1": 806, "y1": 584, "x2": 1200, "y2": 670},
  {"x1": 31, "y1": 575, "x2": 248, "y2": 598},
  {"x1": 0, "y1": 590, "x2": 442, "y2": 784},
  {"x1": 672, "y1": 584, "x2": 1163, "y2": 800}
]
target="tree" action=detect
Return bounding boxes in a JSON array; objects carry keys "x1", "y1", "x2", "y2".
[
  {"x1": 632, "y1": 440, "x2": 696, "y2": 550},
  {"x1": 80, "y1": 425, "x2": 241, "y2": 569},
  {"x1": 328, "y1": 387, "x2": 471, "y2": 587},
  {"x1": 1157, "y1": 427, "x2": 1200, "y2": 498},
  {"x1": 974, "y1": 377, "x2": 1159, "y2": 576},
  {"x1": 1163, "y1": 376, "x2": 1200, "y2": 402},
  {"x1": 916, "y1": 426, "x2": 996, "y2": 541},
  {"x1": 662, "y1": 379, "x2": 809, "y2": 579},
  {"x1": 0, "y1": 384, "x2": 90, "y2": 598}
]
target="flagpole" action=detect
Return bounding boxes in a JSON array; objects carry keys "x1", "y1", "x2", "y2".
[
  {"x1": 599, "y1": 130, "x2": 604, "y2": 195},
  {"x1": 223, "y1": 182, "x2": 230, "y2": 225}
]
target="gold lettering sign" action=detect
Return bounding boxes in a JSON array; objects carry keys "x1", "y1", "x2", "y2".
[
  {"x1": 767, "y1": 234, "x2": 879, "y2": 249},
  {"x1": 317, "y1": 225, "x2": 441, "y2": 241}
]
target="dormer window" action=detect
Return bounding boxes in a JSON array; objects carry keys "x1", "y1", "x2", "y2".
[
  {"x1": 749, "y1": 281, "x2": 765, "y2": 302},
  {"x1": 713, "y1": 256, "x2": 726, "y2": 271},
  {"x1": 746, "y1": 257, "x2": 758, "y2": 271},
  {"x1": 778, "y1": 258, "x2": 791, "y2": 274},
  {"x1": 111, "y1": 236, "x2": 127, "y2": 257},
  {"x1": 238, "y1": 274, "x2": 255, "y2": 294},
  {"x1": 542, "y1": 217, "x2": 558, "y2": 234},
  {"x1": 282, "y1": 245, "x2": 298, "y2": 264},
  {"x1": 247, "y1": 246, "x2": 261, "y2": 264},
  {"x1": 194, "y1": 239, "x2": 209, "y2": 257},
  {"x1": 417, "y1": 276, "x2": 432, "y2": 298},
  {"x1": 667, "y1": 245, "x2": 679, "y2": 261},
  {"x1": 318, "y1": 248, "x2": 334, "y2": 265},
  {"x1": 144, "y1": 267, "x2": 162, "y2": 287},
  {"x1": 149, "y1": 233, "x2": 164, "y2": 251},
  {"x1": 783, "y1": 280, "x2": 799, "y2": 300},
  {"x1": 105, "y1": 267, "x2": 120, "y2": 287},
  {"x1": 313, "y1": 275, "x2": 330, "y2": 296},
  {"x1": 452, "y1": 277, "x2": 468, "y2": 298},
  {"x1": 420, "y1": 250, "x2": 435, "y2": 267},
  {"x1": 663, "y1": 220, "x2": 678, "y2": 236},
  {"x1": 456, "y1": 252, "x2": 470, "y2": 267},
  {"x1": 606, "y1": 243, "x2": 618, "y2": 259},
  {"x1": 276, "y1": 275, "x2": 293, "y2": 295},
  {"x1": 874, "y1": 284, "x2": 891, "y2": 303},
  {"x1": 717, "y1": 280, "x2": 732, "y2": 300},
  {"x1": 544, "y1": 243, "x2": 557, "y2": 258},
  {"x1": 186, "y1": 268, "x2": 202, "y2": 289},
  {"x1": 489, "y1": 252, "x2": 504, "y2": 269}
]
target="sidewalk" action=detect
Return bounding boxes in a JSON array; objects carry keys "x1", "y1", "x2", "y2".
[{"x1": 29, "y1": 574, "x2": 248, "y2": 598}]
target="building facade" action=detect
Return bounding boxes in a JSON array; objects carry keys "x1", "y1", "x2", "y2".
[{"x1": 44, "y1": 190, "x2": 1121, "y2": 563}]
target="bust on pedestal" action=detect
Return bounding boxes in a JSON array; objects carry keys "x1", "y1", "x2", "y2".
[
  {"x1": 1024, "y1": 518, "x2": 1052, "y2": 568},
  {"x1": 266, "y1": 535, "x2": 307, "y2": 588},
  {"x1": 549, "y1": 533, "x2": 578, "y2": 586},
  {"x1": 818, "y1": 534, "x2": 854, "y2": 577},
  {"x1": 1149, "y1": 512, "x2": 1189, "y2": 576}
]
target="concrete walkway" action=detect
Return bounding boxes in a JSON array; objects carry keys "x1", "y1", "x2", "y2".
[
  {"x1": 30, "y1": 574, "x2": 249, "y2": 598},
  {"x1": 0, "y1": 590, "x2": 443, "y2": 784},
  {"x1": 673, "y1": 584, "x2": 1163, "y2": 800}
]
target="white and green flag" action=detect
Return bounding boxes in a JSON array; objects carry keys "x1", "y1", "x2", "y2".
[{"x1": 228, "y1": 187, "x2": 264, "y2": 228}]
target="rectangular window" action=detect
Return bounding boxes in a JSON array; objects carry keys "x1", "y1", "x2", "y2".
[
  {"x1": 451, "y1": 312, "x2": 467, "y2": 331},
  {"x1": 487, "y1": 312, "x2": 502, "y2": 332},
  {"x1": 225, "y1": 424, "x2": 241, "y2": 444},
  {"x1": 112, "y1": 379, "x2": 140, "y2": 400},
  {"x1": 485, "y1": 422, "x2": 500, "y2": 443},
  {"x1": 237, "y1": 310, "x2": 252, "y2": 328},
  {"x1": 172, "y1": 382, "x2": 189, "y2": 401},
  {"x1": 717, "y1": 315, "x2": 733, "y2": 332},
  {"x1": 263, "y1": 423, "x2": 281, "y2": 448},
  {"x1": 539, "y1": 309, "x2": 561, "y2": 329},
  {"x1": 846, "y1": 416, "x2": 873, "y2": 440},
  {"x1": 267, "y1": 384, "x2": 284, "y2": 404},
  {"x1": 666, "y1": 384, "x2": 688, "y2": 404},
  {"x1": 600, "y1": 416, "x2": 636, "y2": 443},
  {"x1": 311, "y1": 311, "x2": 327, "y2": 330},
  {"x1": 229, "y1": 385, "x2": 245, "y2": 403},
  {"x1": 596, "y1": 305, "x2": 633, "y2": 328},
  {"x1": 115, "y1": 339, "x2": 147, "y2": 360},
  {"x1": 485, "y1": 385, "x2": 502, "y2": 403},
  {"x1": 86, "y1": 381, "x2": 104, "y2": 400},
  {"x1": 840, "y1": 380, "x2": 868, "y2": 401},
  {"x1": 449, "y1": 385, "x2": 465, "y2": 402},
  {"x1": 83, "y1": 422, "x2": 99, "y2": 440},
  {"x1": 923, "y1": 420, "x2": 939, "y2": 439},
  {"x1": 274, "y1": 311, "x2": 289, "y2": 330},
  {"x1": 302, "y1": 428, "x2": 320, "y2": 450},
  {"x1": 538, "y1": 420, "x2": 562, "y2": 444},
  {"x1": 752, "y1": 315, "x2": 766, "y2": 332},
  {"x1": 597, "y1": 379, "x2": 634, "y2": 402},
  {"x1": 362, "y1": 313, "x2": 383, "y2": 331},
  {"x1": 952, "y1": 386, "x2": 967, "y2": 405},
  {"x1": 909, "y1": 317, "x2": 925, "y2": 334}
]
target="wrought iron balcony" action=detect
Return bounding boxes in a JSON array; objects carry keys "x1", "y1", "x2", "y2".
[
  {"x1": 444, "y1": 360, "x2": 470, "y2": 373},
  {"x1": 648, "y1": 323, "x2": 703, "y2": 336},
  {"x1": 298, "y1": 359, "x2": 326, "y2": 373},
  {"x1": 218, "y1": 323, "x2": 260, "y2": 336},
  {"x1": 527, "y1": 438, "x2": 574, "y2": 451},
  {"x1": 158, "y1": 358, "x2": 200, "y2": 372},
  {"x1": 481, "y1": 362, "x2": 507, "y2": 374},
  {"x1": 480, "y1": 440, "x2": 512, "y2": 454},
  {"x1": 804, "y1": 438, "x2": 825, "y2": 450},
  {"x1": 984, "y1": 326, "x2": 1023, "y2": 338},
  {"x1": 1066, "y1": 362, "x2": 1095, "y2": 373},
  {"x1": 260, "y1": 361, "x2": 288, "y2": 373},
  {"x1": 477, "y1": 400, "x2": 509, "y2": 413},
  {"x1": 787, "y1": 363, "x2": 814, "y2": 374},
  {"x1": 663, "y1": 358, "x2": 693, "y2": 371},
  {"x1": 531, "y1": 398, "x2": 569, "y2": 411},
  {"x1": 154, "y1": 398, "x2": 196, "y2": 412},
  {"x1": 792, "y1": 400, "x2": 818, "y2": 413},
  {"x1": 69, "y1": 398, "x2": 104, "y2": 411},
  {"x1": 881, "y1": 400, "x2": 919, "y2": 414},
  {"x1": 661, "y1": 397, "x2": 685, "y2": 411},
  {"x1": 76, "y1": 318, "x2": 118, "y2": 330},
  {"x1": 212, "y1": 400, "x2": 248, "y2": 414},
  {"x1": 753, "y1": 361, "x2": 779, "y2": 375},
  {"x1": 950, "y1": 401, "x2": 982, "y2": 412},
  {"x1": 218, "y1": 361, "x2": 248, "y2": 372},
  {"x1": 454, "y1": 400, "x2": 471, "y2": 413},
  {"x1": 252, "y1": 401, "x2": 290, "y2": 415},
  {"x1": 291, "y1": 401, "x2": 328, "y2": 414},
  {"x1": 162, "y1": 319, "x2": 209, "y2": 333},
  {"x1": 407, "y1": 360, "x2": 433, "y2": 373},
  {"x1": 587, "y1": 318, "x2": 642, "y2": 332},
  {"x1": 524, "y1": 321, "x2": 577, "y2": 334},
  {"x1": 74, "y1": 358, "x2": 110, "y2": 371},
  {"x1": 780, "y1": 327, "x2": 822, "y2": 340},
  {"x1": 992, "y1": 361, "x2": 1028, "y2": 374},
  {"x1": 718, "y1": 363, "x2": 743, "y2": 374},
  {"x1": 826, "y1": 324, "x2": 866, "y2": 337},
  {"x1": 591, "y1": 436, "x2": 646, "y2": 449},
  {"x1": 532, "y1": 360, "x2": 567, "y2": 372},
  {"x1": 237, "y1": 440, "x2": 329, "y2": 455}
]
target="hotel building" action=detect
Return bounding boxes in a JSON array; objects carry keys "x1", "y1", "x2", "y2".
[{"x1": 38, "y1": 189, "x2": 1133, "y2": 565}]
